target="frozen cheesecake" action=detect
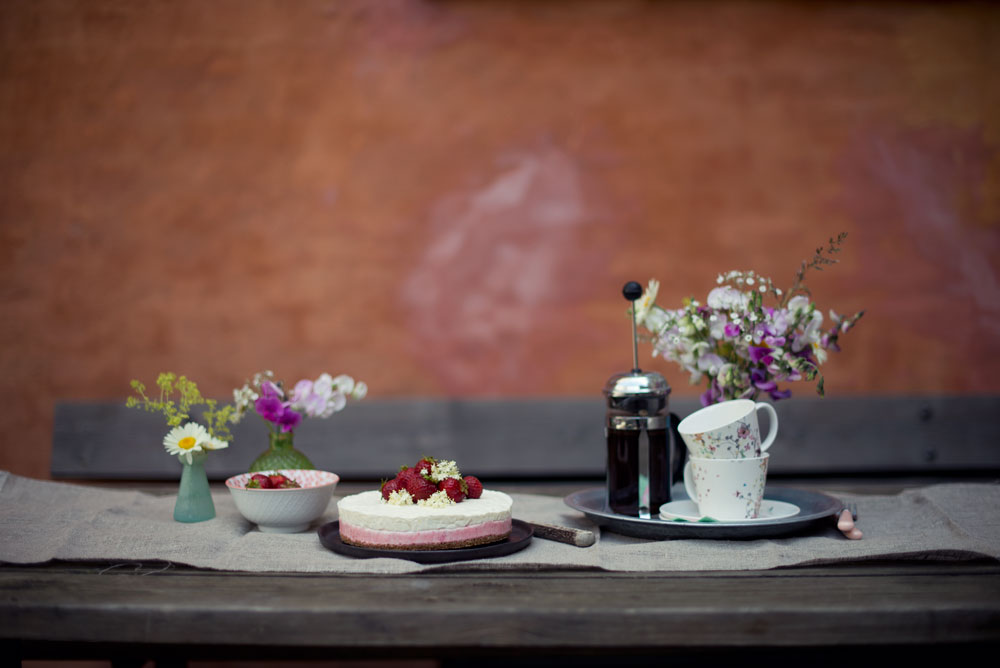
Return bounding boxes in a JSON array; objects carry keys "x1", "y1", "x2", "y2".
[{"x1": 336, "y1": 457, "x2": 512, "y2": 550}]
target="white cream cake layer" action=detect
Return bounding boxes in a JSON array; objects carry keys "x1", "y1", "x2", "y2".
[{"x1": 337, "y1": 490, "x2": 512, "y2": 532}]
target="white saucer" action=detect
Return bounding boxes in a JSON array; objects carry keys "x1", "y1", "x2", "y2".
[{"x1": 659, "y1": 499, "x2": 801, "y2": 523}]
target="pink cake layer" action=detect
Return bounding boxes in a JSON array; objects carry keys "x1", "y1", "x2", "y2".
[{"x1": 340, "y1": 518, "x2": 512, "y2": 550}]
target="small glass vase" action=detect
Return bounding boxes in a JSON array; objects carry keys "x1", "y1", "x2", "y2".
[
  {"x1": 174, "y1": 452, "x2": 216, "y2": 523},
  {"x1": 249, "y1": 429, "x2": 315, "y2": 472}
]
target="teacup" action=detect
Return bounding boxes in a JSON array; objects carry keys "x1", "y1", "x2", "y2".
[
  {"x1": 683, "y1": 454, "x2": 769, "y2": 520},
  {"x1": 677, "y1": 399, "x2": 778, "y2": 459}
]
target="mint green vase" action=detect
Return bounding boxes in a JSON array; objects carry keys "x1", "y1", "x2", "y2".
[
  {"x1": 249, "y1": 430, "x2": 315, "y2": 472},
  {"x1": 174, "y1": 453, "x2": 215, "y2": 523}
]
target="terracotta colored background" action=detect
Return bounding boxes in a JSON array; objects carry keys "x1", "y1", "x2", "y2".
[{"x1": 2, "y1": 0, "x2": 998, "y2": 479}]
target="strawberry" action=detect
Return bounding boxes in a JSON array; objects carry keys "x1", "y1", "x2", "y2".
[
  {"x1": 380, "y1": 477, "x2": 404, "y2": 500},
  {"x1": 248, "y1": 473, "x2": 273, "y2": 489},
  {"x1": 438, "y1": 477, "x2": 466, "y2": 503},
  {"x1": 405, "y1": 474, "x2": 438, "y2": 501},
  {"x1": 268, "y1": 474, "x2": 289, "y2": 488},
  {"x1": 463, "y1": 476, "x2": 483, "y2": 499},
  {"x1": 414, "y1": 457, "x2": 436, "y2": 477},
  {"x1": 396, "y1": 467, "x2": 422, "y2": 486}
]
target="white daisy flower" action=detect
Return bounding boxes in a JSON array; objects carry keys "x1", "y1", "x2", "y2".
[
  {"x1": 633, "y1": 279, "x2": 660, "y2": 327},
  {"x1": 164, "y1": 422, "x2": 210, "y2": 465},
  {"x1": 202, "y1": 435, "x2": 229, "y2": 451}
]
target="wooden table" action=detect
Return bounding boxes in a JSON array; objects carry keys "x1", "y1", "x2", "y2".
[{"x1": 3, "y1": 481, "x2": 1000, "y2": 665}]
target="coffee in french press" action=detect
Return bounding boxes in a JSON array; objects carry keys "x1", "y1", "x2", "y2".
[{"x1": 603, "y1": 281, "x2": 684, "y2": 518}]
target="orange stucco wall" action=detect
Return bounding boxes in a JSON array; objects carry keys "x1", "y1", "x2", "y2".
[{"x1": 2, "y1": 1, "x2": 998, "y2": 478}]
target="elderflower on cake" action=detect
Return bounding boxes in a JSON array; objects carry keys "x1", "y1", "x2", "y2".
[{"x1": 337, "y1": 457, "x2": 512, "y2": 550}]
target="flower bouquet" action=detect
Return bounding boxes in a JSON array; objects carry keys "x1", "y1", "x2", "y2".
[
  {"x1": 126, "y1": 373, "x2": 238, "y2": 522},
  {"x1": 635, "y1": 234, "x2": 864, "y2": 406},
  {"x1": 233, "y1": 370, "x2": 367, "y2": 471}
]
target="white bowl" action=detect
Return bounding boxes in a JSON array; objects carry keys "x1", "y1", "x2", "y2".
[{"x1": 225, "y1": 469, "x2": 339, "y2": 533}]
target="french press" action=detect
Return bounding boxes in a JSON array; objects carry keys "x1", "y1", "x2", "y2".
[{"x1": 603, "y1": 281, "x2": 684, "y2": 518}]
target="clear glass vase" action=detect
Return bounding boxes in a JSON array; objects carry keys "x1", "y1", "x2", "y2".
[
  {"x1": 249, "y1": 429, "x2": 315, "y2": 472},
  {"x1": 174, "y1": 453, "x2": 216, "y2": 523}
]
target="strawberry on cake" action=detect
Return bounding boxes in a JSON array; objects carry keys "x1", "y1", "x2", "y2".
[{"x1": 337, "y1": 457, "x2": 513, "y2": 550}]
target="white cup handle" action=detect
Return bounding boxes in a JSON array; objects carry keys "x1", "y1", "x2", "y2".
[
  {"x1": 683, "y1": 460, "x2": 697, "y2": 502},
  {"x1": 756, "y1": 402, "x2": 779, "y2": 452}
]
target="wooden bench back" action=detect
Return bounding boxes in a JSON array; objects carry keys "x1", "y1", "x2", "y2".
[{"x1": 52, "y1": 396, "x2": 1000, "y2": 481}]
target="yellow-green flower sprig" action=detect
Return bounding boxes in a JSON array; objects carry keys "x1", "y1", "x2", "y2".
[{"x1": 126, "y1": 372, "x2": 238, "y2": 441}]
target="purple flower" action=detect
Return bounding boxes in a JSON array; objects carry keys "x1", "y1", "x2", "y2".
[
  {"x1": 277, "y1": 407, "x2": 302, "y2": 433},
  {"x1": 290, "y1": 379, "x2": 313, "y2": 404},
  {"x1": 724, "y1": 323, "x2": 741, "y2": 338},
  {"x1": 749, "y1": 345, "x2": 772, "y2": 364},
  {"x1": 260, "y1": 381, "x2": 283, "y2": 400},
  {"x1": 751, "y1": 368, "x2": 791, "y2": 401},
  {"x1": 791, "y1": 346, "x2": 815, "y2": 364},
  {"x1": 751, "y1": 368, "x2": 777, "y2": 391},
  {"x1": 823, "y1": 330, "x2": 841, "y2": 353},
  {"x1": 254, "y1": 395, "x2": 284, "y2": 423},
  {"x1": 700, "y1": 380, "x2": 723, "y2": 406}
]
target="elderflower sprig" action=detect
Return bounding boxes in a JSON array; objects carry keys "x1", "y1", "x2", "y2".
[{"x1": 635, "y1": 234, "x2": 864, "y2": 406}]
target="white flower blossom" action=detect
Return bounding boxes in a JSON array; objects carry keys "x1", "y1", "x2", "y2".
[
  {"x1": 812, "y1": 341, "x2": 828, "y2": 365},
  {"x1": 163, "y1": 422, "x2": 210, "y2": 465},
  {"x1": 633, "y1": 279, "x2": 660, "y2": 328},
  {"x1": 332, "y1": 374, "x2": 356, "y2": 394},
  {"x1": 708, "y1": 287, "x2": 748, "y2": 311},
  {"x1": 384, "y1": 489, "x2": 415, "y2": 506},
  {"x1": 202, "y1": 435, "x2": 229, "y2": 451},
  {"x1": 429, "y1": 459, "x2": 461, "y2": 482},
  {"x1": 418, "y1": 490, "x2": 456, "y2": 507}
]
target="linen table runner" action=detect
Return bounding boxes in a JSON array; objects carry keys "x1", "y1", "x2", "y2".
[{"x1": 1, "y1": 472, "x2": 997, "y2": 574}]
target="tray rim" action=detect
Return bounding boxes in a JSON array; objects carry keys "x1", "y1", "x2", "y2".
[{"x1": 564, "y1": 485, "x2": 843, "y2": 540}]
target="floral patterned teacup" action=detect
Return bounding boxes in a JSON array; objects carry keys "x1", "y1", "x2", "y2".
[
  {"x1": 683, "y1": 453, "x2": 770, "y2": 520},
  {"x1": 677, "y1": 399, "x2": 778, "y2": 459}
]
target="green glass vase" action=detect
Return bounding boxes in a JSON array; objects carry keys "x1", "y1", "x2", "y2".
[
  {"x1": 174, "y1": 453, "x2": 215, "y2": 523},
  {"x1": 249, "y1": 430, "x2": 315, "y2": 472}
]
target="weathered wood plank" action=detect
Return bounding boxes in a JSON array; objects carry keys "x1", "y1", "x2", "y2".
[
  {"x1": 51, "y1": 396, "x2": 1000, "y2": 480},
  {"x1": 2, "y1": 565, "x2": 999, "y2": 650}
]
